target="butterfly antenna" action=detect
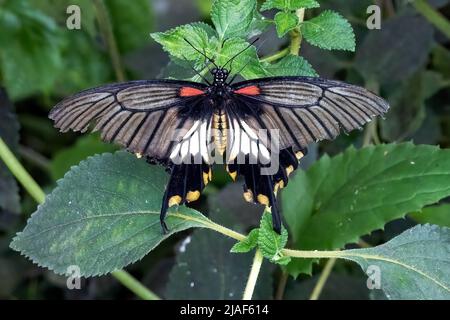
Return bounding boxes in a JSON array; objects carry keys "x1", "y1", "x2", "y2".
[
  {"x1": 227, "y1": 59, "x2": 253, "y2": 84},
  {"x1": 223, "y1": 37, "x2": 259, "y2": 70},
  {"x1": 183, "y1": 37, "x2": 219, "y2": 69},
  {"x1": 181, "y1": 54, "x2": 211, "y2": 85},
  {"x1": 227, "y1": 38, "x2": 266, "y2": 83}
]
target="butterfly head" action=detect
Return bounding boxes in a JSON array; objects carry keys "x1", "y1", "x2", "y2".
[{"x1": 211, "y1": 67, "x2": 229, "y2": 85}]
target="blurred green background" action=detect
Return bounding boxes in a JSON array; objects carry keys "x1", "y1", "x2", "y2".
[{"x1": 0, "y1": 0, "x2": 449, "y2": 299}]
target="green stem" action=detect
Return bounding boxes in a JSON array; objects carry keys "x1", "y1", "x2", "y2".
[
  {"x1": 413, "y1": 0, "x2": 450, "y2": 39},
  {"x1": 0, "y1": 137, "x2": 46, "y2": 204},
  {"x1": 111, "y1": 270, "x2": 160, "y2": 300},
  {"x1": 93, "y1": 0, "x2": 126, "y2": 82},
  {"x1": 275, "y1": 271, "x2": 289, "y2": 300},
  {"x1": 0, "y1": 137, "x2": 159, "y2": 300},
  {"x1": 242, "y1": 249, "x2": 264, "y2": 300},
  {"x1": 290, "y1": 9, "x2": 305, "y2": 56},
  {"x1": 260, "y1": 47, "x2": 290, "y2": 63},
  {"x1": 308, "y1": 257, "x2": 337, "y2": 300},
  {"x1": 282, "y1": 248, "x2": 343, "y2": 259}
]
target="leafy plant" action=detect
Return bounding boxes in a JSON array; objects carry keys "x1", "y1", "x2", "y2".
[{"x1": 2, "y1": 0, "x2": 450, "y2": 300}]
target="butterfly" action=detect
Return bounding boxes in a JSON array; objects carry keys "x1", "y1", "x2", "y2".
[{"x1": 49, "y1": 40, "x2": 389, "y2": 234}]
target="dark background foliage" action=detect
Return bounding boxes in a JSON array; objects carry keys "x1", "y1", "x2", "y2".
[{"x1": 0, "y1": 0, "x2": 449, "y2": 299}]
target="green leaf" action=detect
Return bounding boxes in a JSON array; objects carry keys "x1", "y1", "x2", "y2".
[
  {"x1": 34, "y1": 0, "x2": 97, "y2": 38},
  {"x1": 49, "y1": 134, "x2": 117, "y2": 180},
  {"x1": 151, "y1": 23, "x2": 213, "y2": 64},
  {"x1": 410, "y1": 204, "x2": 450, "y2": 228},
  {"x1": 261, "y1": 0, "x2": 320, "y2": 11},
  {"x1": 258, "y1": 211, "x2": 291, "y2": 265},
  {"x1": 166, "y1": 230, "x2": 273, "y2": 299},
  {"x1": 342, "y1": 224, "x2": 450, "y2": 299},
  {"x1": 282, "y1": 143, "x2": 450, "y2": 277},
  {"x1": 301, "y1": 10, "x2": 355, "y2": 51},
  {"x1": 247, "y1": 11, "x2": 271, "y2": 38},
  {"x1": 190, "y1": 21, "x2": 218, "y2": 38},
  {"x1": 274, "y1": 11, "x2": 298, "y2": 37},
  {"x1": 381, "y1": 70, "x2": 449, "y2": 142},
  {"x1": 0, "y1": 0, "x2": 63, "y2": 100},
  {"x1": 10, "y1": 152, "x2": 210, "y2": 276},
  {"x1": 230, "y1": 229, "x2": 259, "y2": 253},
  {"x1": 55, "y1": 32, "x2": 113, "y2": 97},
  {"x1": 0, "y1": 88, "x2": 20, "y2": 214},
  {"x1": 264, "y1": 55, "x2": 317, "y2": 77},
  {"x1": 211, "y1": 0, "x2": 256, "y2": 39},
  {"x1": 380, "y1": 72, "x2": 426, "y2": 142},
  {"x1": 105, "y1": 0, "x2": 154, "y2": 53},
  {"x1": 355, "y1": 13, "x2": 434, "y2": 85},
  {"x1": 432, "y1": 45, "x2": 450, "y2": 79},
  {"x1": 216, "y1": 38, "x2": 267, "y2": 79}
]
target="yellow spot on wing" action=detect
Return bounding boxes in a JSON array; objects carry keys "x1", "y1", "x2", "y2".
[
  {"x1": 227, "y1": 168, "x2": 237, "y2": 181},
  {"x1": 286, "y1": 165, "x2": 294, "y2": 176},
  {"x1": 168, "y1": 195, "x2": 182, "y2": 207},
  {"x1": 257, "y1": 194, "x2": 269, "y2": 206},
  {"x1": 274, "y1": 180, "x2": 285, "y2": 194},
  {"x1": 186, "y1": 190, "x2": 200, "y2": 203},
  {"x1": 295, "y1": 151, "x2": 304, "y2": 160},
  {"x1": 203, "y1": 172, "x2": 209, "y2": 186},
  {"x1": 135, "y1": 152, "x2": 143, "y2": 159},
  {"x1": 243, "y1": 190, "x2": 254, "y2": 202}
]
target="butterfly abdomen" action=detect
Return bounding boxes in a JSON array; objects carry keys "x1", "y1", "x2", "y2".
[{"x1": 212, "y1": 109, "x2": 228, "y2": 155}]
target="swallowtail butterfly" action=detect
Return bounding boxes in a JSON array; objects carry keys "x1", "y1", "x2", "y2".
[{"x1": 49, "y1": 41, "x2": 389, "y2": 234}]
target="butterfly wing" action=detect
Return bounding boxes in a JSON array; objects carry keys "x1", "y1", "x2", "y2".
[
  {"x1": 49, "y1": 80, "x2": 211, "y2": 164},
  {"x1": 50, "y1": 80, "x2": 215, "y2": 233},
  {"x1": 230, "y1": 76, "x2": 389, "y2": 152},
  {"x1": 226, "y1": 76, "x2": 389, "y2": 233}
]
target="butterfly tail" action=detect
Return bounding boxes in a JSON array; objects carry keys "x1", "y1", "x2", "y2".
[
  {"x1": 159, "y1": 160, "x2": 211, "y2": 233},
  {"x1": 226, "y1": 147, "x2": 307, "y2": 234}
]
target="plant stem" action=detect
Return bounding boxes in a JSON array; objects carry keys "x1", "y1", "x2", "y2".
[
  {"x1": 111, "y1": 270, "x2": 160, "y2": 300},
  {"x1": 282, "y1": 248, "x2": 343, "y2": 258},
  {"x1": 242, "y1": 249, "x2": 264, "y2": 300},
  {"x1": 413, "y1": 0, "x2": 450, "y2": 39},
  {"x1": 0, "y1": 137, "x2": 46, "y2": 204},
  {"x1": 260, "y1": 47, "x2": 290, "y2": 63},
  {"x1": 0, "y1": 137, "x2": 160, "y2": 300},
  {"x1": 275, "y1": 271, "x2": 289, "y2": 300},
  {"x1": 290, "y1": 9, "x2": 305, "y2": 56},
  {"x1": 308, "y1": 257, "x2": 337, "y2": 300},
  {"x1": 93, "y1": 0, "x2": 126, "y2": 82}
]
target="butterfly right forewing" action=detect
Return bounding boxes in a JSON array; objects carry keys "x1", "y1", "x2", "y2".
[{"x1": 50, "y1": 80, "x2": 209, "y2": 163}]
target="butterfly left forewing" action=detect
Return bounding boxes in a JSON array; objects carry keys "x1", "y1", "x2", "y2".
[
  {"x1": 50, "y1": 80, "x2": 209, "y2": 163},
  {"x1": 231, "y1": 76, "x2": 389, "y2": 152}
]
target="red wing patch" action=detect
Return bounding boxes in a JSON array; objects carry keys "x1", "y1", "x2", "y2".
[
  {"x1": 180, "y1": 87, "x2": 205, "y2": 97},
  {"x1": 234, "y1": 85, "x2": 260, "y2": 96}
]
